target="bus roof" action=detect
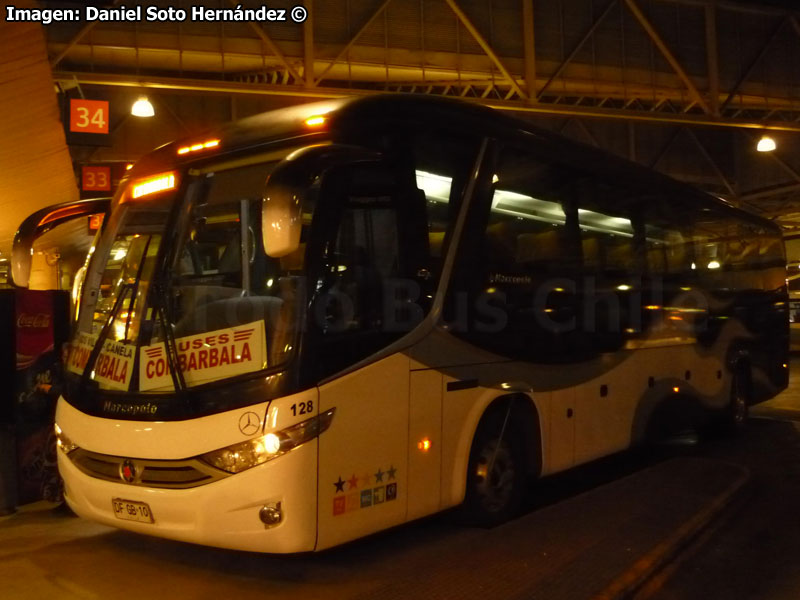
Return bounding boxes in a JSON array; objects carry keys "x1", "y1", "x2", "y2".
[{"x1": 130, "y1": 94, "x2": 780, "y2": 235}]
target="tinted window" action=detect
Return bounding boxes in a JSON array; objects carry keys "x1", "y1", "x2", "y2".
[
  {"x1": 308, "y1": 129, "x2": 481, "y2": 378},
  {"x1": 446, "y1": 145, "x2": 585, "y2": 363}
]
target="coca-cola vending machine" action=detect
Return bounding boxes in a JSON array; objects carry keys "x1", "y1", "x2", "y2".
[{"x1": 0, "y1": 288, "x2": 70, "y2": 509}]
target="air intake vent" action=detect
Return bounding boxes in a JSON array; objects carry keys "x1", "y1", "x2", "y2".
[{"x1": 70, "y1": 449, "x2": 230, "y2": 489}]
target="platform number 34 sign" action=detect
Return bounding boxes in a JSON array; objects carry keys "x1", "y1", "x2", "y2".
[{"x1": 70, "y1": 99, "x2": 109, "y2": 134}]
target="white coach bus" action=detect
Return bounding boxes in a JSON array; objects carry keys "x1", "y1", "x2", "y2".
[{"x1": 55, "y1": 95, "x2": 788, "y2": 552}]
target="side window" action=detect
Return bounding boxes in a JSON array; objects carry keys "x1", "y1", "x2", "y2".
[
  {"x1": 310, "y1": 129, "x2": 481, "y2": 377},
  {"x1": 644, "y1": 223, "x2": 693, "y2": 277},
  {"x1": 346, "y1": 125, "x2": 480, "y2": 281},
  {"x1": 576, "y1": 181, "x2": 638, "y2": 280},
  {"x1": 573, "y1": 179, "x2": 643, "y2": 353},
  {"x1": 406, "y1": 130, "x2": 478, "y2": 279},
  {"x1": 322, "y1": 186, "x2": 403, "y2": 335},
  {"x1": 447, "y1": 145, "x2": 584, "y2": 363}
]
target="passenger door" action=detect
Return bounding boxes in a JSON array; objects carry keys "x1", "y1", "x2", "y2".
[
  {"x1": 316, "y1": 354, "x2": 410, "y2": 550},
  {"x1": 312, "y1": 161, "x2": 422, "y2": 549},
  {"x1": 313, "y1": 129, "x2": 482, "y2": 547}
]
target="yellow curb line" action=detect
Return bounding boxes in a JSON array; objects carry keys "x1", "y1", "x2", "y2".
[{"x1": 592, "y1": 464, "x2": 751, "y2": 600}]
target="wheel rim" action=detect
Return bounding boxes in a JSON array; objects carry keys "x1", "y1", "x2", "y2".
[{"x1": 473, "y1": 439, "x2": 516, "y2": 513}]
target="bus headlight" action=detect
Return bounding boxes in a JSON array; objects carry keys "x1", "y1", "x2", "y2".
[
  {"x1": 200, "y1": 408, "x2": 335, "y2": 474},
  {"x1": 54, "y1": 423, "x2": 78, "y2": 455}
]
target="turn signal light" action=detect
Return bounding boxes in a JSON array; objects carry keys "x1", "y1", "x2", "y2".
[{"x1": 54, "y1": 423, "x2": 78, "y2": 455}]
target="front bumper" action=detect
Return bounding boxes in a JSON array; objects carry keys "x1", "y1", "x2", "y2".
[{"x1": 58, "y1": 439, "x2": 318, "y2": 553}]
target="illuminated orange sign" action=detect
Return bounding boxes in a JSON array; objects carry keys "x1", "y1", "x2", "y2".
[
  {"x1": 131, "y1": 172, "x2": 177, "y2": 199},
  {"x1": 88, "y1": 213, "x2": 105, "y2": 233},
  {"x1": 70, "y1": 99, "x2": 109, "y2": 134},
  {"x1": 82, "y1": 166, "x2": 111, "y2": 191}
]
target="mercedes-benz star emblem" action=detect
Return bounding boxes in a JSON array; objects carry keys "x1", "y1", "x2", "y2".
[
  {"x1": 239, "y1": 411, "x2": 261, "y2": 436},
  {"x1": 120, "y1": 459, "x2": 137, "y2": 483}
]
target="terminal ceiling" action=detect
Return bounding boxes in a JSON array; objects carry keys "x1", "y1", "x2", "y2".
[{"x1": 40, "y1": 0, "x2": 800, "y2": 235}]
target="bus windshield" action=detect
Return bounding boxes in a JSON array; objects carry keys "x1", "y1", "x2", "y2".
[{"x1": 66, "y1": 153, "x2": 308, "y2": 393}]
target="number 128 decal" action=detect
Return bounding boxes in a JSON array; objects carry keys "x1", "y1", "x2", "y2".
[{"x1": 291, "y1": 401, "x2": 313, "y2": 416}]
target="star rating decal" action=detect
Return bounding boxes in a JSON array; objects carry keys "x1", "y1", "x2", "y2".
[{"x1": 332, "y1": 465, "x2": 399, "y2": 516}]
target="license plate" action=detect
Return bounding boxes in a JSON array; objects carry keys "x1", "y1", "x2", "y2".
[{"x1": 112, "y1": 498, "x2": 154, "y2": 524}]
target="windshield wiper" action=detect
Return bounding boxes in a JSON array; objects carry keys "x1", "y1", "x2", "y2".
[
  {"x1": 152, "y1": 279, "x2": 187, "y2": 392},
  {"x1": 79, "y1": 282, "x2": 134, "y2": 390}
]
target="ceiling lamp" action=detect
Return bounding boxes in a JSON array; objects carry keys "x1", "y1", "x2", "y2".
[
  {"x1": 757, "y1": 135, "x2": 776, "y2": 152},
  {"x1": 131, "y1": 96, "x2": 155, "y2": 118}
]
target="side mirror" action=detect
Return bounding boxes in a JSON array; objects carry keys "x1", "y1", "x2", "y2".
[
  {"x1": 11, "y1": 198, "x2": 110, "y2": 288},
  {"x1": 262, "y1": 145, "x2": 381, "y2": 258}
]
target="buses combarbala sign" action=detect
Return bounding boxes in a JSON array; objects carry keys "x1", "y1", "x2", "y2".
[
  {"x1": 139, "y1": 321, "x2": 266, "y2": 391},
  {"x1": 66, "y1": 322, "x2": 266, "y2": 392},
  {"x1": 66, "y1": 333, "x2": 134, "y2": 391}
]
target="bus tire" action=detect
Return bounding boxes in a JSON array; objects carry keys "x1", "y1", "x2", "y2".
[
  {"x1": 725, "y1": 368, "x2": 750, "y2": 432},
  {"x1": 463, "y1": 408, "x2": 527, "y2": 527}
]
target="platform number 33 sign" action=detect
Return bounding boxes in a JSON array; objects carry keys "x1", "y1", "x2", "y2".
[{"x1": 70, "y1": 99, "x2": 109, "y2": 134}]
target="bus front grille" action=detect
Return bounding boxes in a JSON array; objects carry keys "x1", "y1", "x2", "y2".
[{"x1": 69, "y1": 449, "x2": 230, "y2": 489}]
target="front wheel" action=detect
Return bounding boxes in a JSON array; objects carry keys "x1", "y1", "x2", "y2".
[
  {"x1": 463, "y1": 411, "x2": 527, "y2": 527},
  {"x1": 726, "y1": 370, "x2": 750, "y2": 431}
]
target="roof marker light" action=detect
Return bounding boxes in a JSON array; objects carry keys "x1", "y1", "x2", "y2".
[
  {"x1": 305, "y1": 115, "x2": 326, "y2": 127},
  {"x1": 177, "y1": 139, "x2": 220, "y2": 156}
]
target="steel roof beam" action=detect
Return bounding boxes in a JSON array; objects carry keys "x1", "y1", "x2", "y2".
[
  {"x1": 53, "y1": 70, "x2": 800, "y2": 133},
  {"x1": 622, "y1": 0, "x2": 711, "y2": 114},
  {"x1": 684, "y1": 127, "x2": 736, "y2": 197},
  {"x1": 652, "y1": 0, "x2": 796, "y2": 17},
  {"x1": 720, "y1": 16, "x2": 787, "y2": 112},
  {"x1": 225, "y1": 0, "x2": 303, "y2": 84},
  {"x1": 49, "y1": 0, "x2": 123, "y2": 68},
  {"x1": 442, "y1": 0, "x2": 527, "y2": 100},
  {"x1": 538, "y1": 0, "x2": 618, "y2": 101},
  {"x1": 315, "y1": 0, "x2": 393, "y2": 86}
]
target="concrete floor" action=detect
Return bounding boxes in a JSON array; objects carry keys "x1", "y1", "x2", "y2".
[
  {"x1": 646, "y1": 359, "x2": 800, "y2": 600},
  {"x1": 1, "y1": 456, "x2": 745, "y2": 600},
  {"x1": 3, "y1": 362, "x2": 799, "y2": 600}
]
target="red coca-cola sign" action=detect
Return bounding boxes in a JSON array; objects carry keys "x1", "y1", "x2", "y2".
[
  {"x1": 15, "y1": 290, "x2": 55, "y2": 370},
  {"x1": 17, "y1": 313, "x2": 51, "y2": 329}
]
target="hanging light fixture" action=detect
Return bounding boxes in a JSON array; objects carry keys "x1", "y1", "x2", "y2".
[
  {"x1": 757, "y1": 134, "x2": 776, "y2": 152},
  {"x1": 131, "y1": 96, "x2": 155, "y2": 118}
]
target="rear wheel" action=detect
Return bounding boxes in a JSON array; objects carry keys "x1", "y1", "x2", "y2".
[{"x1": 463, "y1": 409, "x2": 527, "y2": 527}]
